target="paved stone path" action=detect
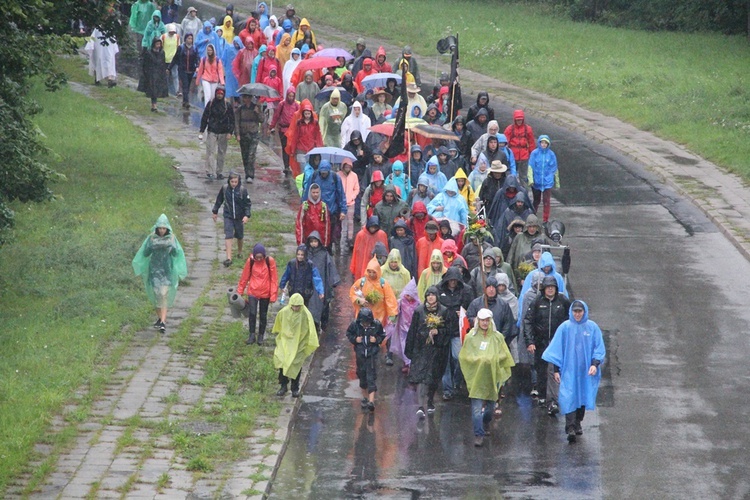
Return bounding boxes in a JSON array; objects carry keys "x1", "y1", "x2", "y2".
[{"x1": 9, "y1": 77, "x2": 299, "y2": 499}]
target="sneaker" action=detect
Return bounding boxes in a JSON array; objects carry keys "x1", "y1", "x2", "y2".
[
  {"x1": 276, "y1": 386, "x2": 288, "y2": 397},
  {"x1": 474, "y1": 436, "x2": 484, "y2": 447},
  {"x1": 246, "y1": 177, "x2": 254, "y2": 184},
  {"x1": 153, "y1": 319, "x2": 162, "y2": 330},
  {"x1": 385, "y1": 353, "x2": 394, "y2": 366},
  {"x1": 206, "y1": 173, "x2": 214, "y2": 180},
  {"x1": 159, "y1": 322, "x2": 166, "y2": 333},
  {"x1": 530, "y1": 388, "x2": 539, "y2": 398},
  {"x1": 567, "y1": 431, "x2": 577, "y2": 443},
  {"x1": 176, "y1": 91, "x2": 182, "y2": 97},
  {"x1": 427, "y1": 404, "x2": 436, "y2": 415},
  {"x1": 223, "y1": 259, "x2": 232, "y2": 267},
  {"x1": 537, "y1": 398, "x2": 546, "y2": 406},
  {"x1": 416, "y1": 407, "x2": 425, "y2": 419},
  {"x1": 360, "y1": 398, "x2": 369, "y2": 409},
  {"x1": 548, "y1": 403, "x2": 560, "y2": 416},
  {"x1": 216, "y1": 173, "x2": 225, "y2": 180},
  {"x1": 367, "y1": 401, "x2": 375, "y2": 412},
  {"x1": 291, "y1": 389, "x2": 300, "y2": 398},
  {"x1": 483, "y1": 422, "x2": 492, "y2": 435},
  {"x1": 442, "y1": 393, "x2": 452, "y2": 401}
]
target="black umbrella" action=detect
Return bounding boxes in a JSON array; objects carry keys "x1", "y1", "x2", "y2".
[{"x1": 238, "y1": 83, "x2": 280, "y2": 98}]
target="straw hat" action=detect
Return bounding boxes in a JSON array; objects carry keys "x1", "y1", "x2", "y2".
[
  {"x1": 371, "y1": 88, "x2": 391, "y2": 103},
  {"x1": 406, "y1": 82, "x2": 421, "y2": 93}
]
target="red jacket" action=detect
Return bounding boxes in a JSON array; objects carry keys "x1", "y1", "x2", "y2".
[
  {"x1": 416, "y1": 234, "x2": 444, "y2": 278},
  {"x1": 237, "y1": 255, "x2": 278, "y2": 301},
  {"x1": 296, "y1": 197, "x2": 331, "y2": 247},
  {"x1": 350, "y1": 227, "x2": 389, "y2": 278},
  {"x1": 270, "y1": 93, "x2": 299, "y2": 133},
  {"x1": 239, "y1": 21, "x2": 264, "y2": 51},
  {"x1": 256, "y1": 54, "x2": 281, "y2": 87},
  {"x1": 261, "y1": 74, "x2": 283, "y2": 104},
  {"x1": 408, "y1": 201, "x2": 434, "y2": 241},
  {"x1": 233, "y1": 47, "x2": 257, "y2": 86},
  {"x1": 372, "y1": 46, "x2": 392, "y2": 73},
  {"x1": 504, "y1": 110, "x2": 536, "y2": 161},
  {"x1": 354, "y1": 59, "x2": 376, "y2": 94},
  {"x1": 284, "y1": 99, "x2": 323, "y2": 177}
]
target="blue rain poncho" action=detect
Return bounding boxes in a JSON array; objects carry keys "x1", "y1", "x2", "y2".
[
  {"x1": 542, "y1": 301, "x2": 605, "y2": 415},
  {"x1": 427, "y1": 177, "x2": 469, "y2": 225},
  {"x1": 132, "y1": 214, "x2": 188, "y2": 307},
  {"x1": 518, "y1": 251, "x2": 567, "y2": 303}
]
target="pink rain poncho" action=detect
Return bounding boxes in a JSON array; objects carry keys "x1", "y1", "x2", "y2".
[{"x1": 386, "y1": 278, "x2": 420, "y2": 366}]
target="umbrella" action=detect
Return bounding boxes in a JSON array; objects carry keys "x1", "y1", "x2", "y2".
[
  {"x1": 238, "y1": 83, "x2": 280, "y2": 98},
  {"x1": 306, "y1": 147, "x2": 357, "y2": 164},
  {"x1": 295, "y1": 56, "x2": 341, "y2": 73},
  {"x1": 412, "y1": 124, "x2": 460, "y2": 140},
  {"x1": 313, "y1": 48, "x2": 354, "y2": 61},
  {"x1": 361, "y1": 72, "x2": 402, "y2": 90},
  {"x1": 371, "y1": 118, "x2": 427, "y2": 137},
  {"x1": 385, "y1": 117, "x2": 427, "y2": 129},
  {"x1": 369, "y1": 123, "x2": 395, "y2": 136},
  {"x1": 315, "y1": 86, "x2": 354, "y2": 105}
]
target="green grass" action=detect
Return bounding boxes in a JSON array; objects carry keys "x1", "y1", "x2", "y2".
[
  {"x1": 0, "y1": 77, "x2": 190, "y2": 493},
  {"x1": 290, "y1": 0, "x2": 750, "y2": 177}
]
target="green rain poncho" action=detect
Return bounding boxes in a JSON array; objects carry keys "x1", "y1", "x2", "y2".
[
  {"x1": 381, "y1": 249, "x2": 412, "y2": 297},
  {"x1": 459, "y1": 316, "x2": 515, "y2": 401},
  {"x1": 132, "y1": 214, "x2": 188, "y2": 307},
  {"x1": 271, "y1": 293, "x2": 320, "y2": 379},
  {"x1": 129, "y1": 0, "x2": 158, "y2": 35}
]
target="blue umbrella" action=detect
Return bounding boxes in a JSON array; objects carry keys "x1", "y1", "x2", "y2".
[
  {"x1": 361, "y1": 72, "x2": 402, "y2": 90},
  {"x1": 306, "y1": 147, "x2": 357, "y2": 164},
  {"x1": 315, "y1": 86, "x2": 354, "y2": 105}
]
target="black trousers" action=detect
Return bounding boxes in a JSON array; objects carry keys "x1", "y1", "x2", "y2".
[
  {"x1": 278, "y1": 130, "x2": 290, "y2": 170},
  {"x1": 247, "y1": 296, "x2": 270, "y2": 336},
  {"x1": 565, "y1": 406, "x2": 586, "y2": 433},
  {"x1": 356, "y1": 353, "x2": 378, "y2": 393},
  {"x1": 279, "y1": 369, "x2": 301, "y2": 390},
  {"x1": 178, "y1": 71, "x2": 194, "y2": 104}
]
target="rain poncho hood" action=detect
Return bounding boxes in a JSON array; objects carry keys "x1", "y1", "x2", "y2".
[
  {"x1": 132, "y1": 214, "x2": 188, "y2": 307},
  {"x1": 381, "y1": 248, "x2": 412, "y2": 295},
  {"x1": 427, "y1": 177, "x2": 469, "y2": 225},
  {"x1": 542, "y1": 301, "x2": 605, "y2": 414},
  {"x1": 459, "y1": 311, "x2": 515, "y2": 400},
  {"x1": 271, "y1": 293, "x2": 319, "y2": 378},
  {"x1": 519, "y1": 251, "x2": 567, "y2": 300},
  {"x1": 221, "y1": 15, "x2": 234, "y2": 42}
]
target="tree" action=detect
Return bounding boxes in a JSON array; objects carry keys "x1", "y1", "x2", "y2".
[{"x1": 0, "y1": 0, "x2": 128, "y2": 246}]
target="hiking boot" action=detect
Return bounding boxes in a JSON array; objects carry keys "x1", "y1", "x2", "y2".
[
  {"x1": 474, "y1": 436, "x2": 484, "y2": 447},
  {"x1": 276, "y1": 385, "x2": 288, "y2": 396},
  {"x1": 245, "y1": 333, "x2": 256, "y2": 345},
  {"x1": 442, "y1": 393, "x2": 452, "y2": 401},
  {"x1": 256, "y1": 333, "x2": 264, "y2": 346},
  {"x1": 223, "y1": 259, "x2": 232, "y2": 267},
  {"x1": 367, "y1": 401, "x2": 375, "y2": 412},
  {"x1": 416, "y1": 407, "x2": 425, "y2": 419},
  {"x1": 385, "y1": 352, "x2": 394, "y2": 366},
  {"x1": 360, "y1": 398, "x2": 369, "y2": 408},
  {"x1": 575, "y1": 422, "x2": 583, "y2": 435},
  {"x1": 291, "y1": 389, "x2": 300, "y2": 398},
  {"x1": 567, "y1": 431, "x2": 577, "y2": 443},
  {"x1": 216, "y1": 173, "x2": 225, "y2": 180}
]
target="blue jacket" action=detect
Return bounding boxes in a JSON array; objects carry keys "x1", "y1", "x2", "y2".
[
  {"x1": 384, "y1": 161, "x2": 412, "y2": 199},
  {"x1": 427, "y1": 178, "x2": 469, "y2": 225},
  {"x1": 304, "y1": 166, "x2": 347, "y2": 215},
  {"x1": 528, "y1": 135, "x2": 558, "y2": 191},
  {"x1": 275, "y1": 19, "x2": 294, "y2": 45},
  {"x1": 542, "y1": 301, "x2": 605, "y2": 414},
  {"x1": 195, "y1": 21, "x2": 219, "y2": 59},
  {"x1": 280, "y1": 246, "x2": 325, "y2": 298},
  {"x1": 222, "y1": 37, "x2": 242, "y2": 98},
  {"x1": 497, "y1": 134, "x2": 517, "y2": 175}
]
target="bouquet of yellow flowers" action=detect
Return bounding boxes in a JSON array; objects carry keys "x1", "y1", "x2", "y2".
[
  {"x1": 365, "y1": 289, "x2": 383, "y2": 305},
  {"x1": 517, "y1": 261, "x2": 536, "y2": 282},
  {"x1": 424, "y1": 313, "x2": 444, "y2": 344},
  {"x1": 463, "y1": 212, "x2": 493, "y2": 244}
]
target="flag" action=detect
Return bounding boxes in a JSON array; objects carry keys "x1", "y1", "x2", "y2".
[{"x1": 384, "y1": 62, "x2": 408, "y2": 158}]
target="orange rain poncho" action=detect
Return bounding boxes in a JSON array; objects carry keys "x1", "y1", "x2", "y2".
[{"x1": 350, "y1": 258, "x2": 398, "y2": 325}]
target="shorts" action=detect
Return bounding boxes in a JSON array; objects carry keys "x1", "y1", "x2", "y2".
[
  {"x1": 154, "y1": 285, "x2": 169, "y2": 308},
  {"x1": 223, "y1": 216, "x2": 244, "y2": 240}
]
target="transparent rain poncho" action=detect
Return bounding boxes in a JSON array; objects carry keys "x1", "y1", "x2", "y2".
[{"x1": 132, "y1": 214, "x2": 188, "y2": 307}]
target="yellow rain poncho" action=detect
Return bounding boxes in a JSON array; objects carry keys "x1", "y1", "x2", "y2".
[
  {"x1": 271, "y1": 293, "x2": 319, "y2": 379},
  {"x1": 416, "y1": 249, "x2": 445, "y2": 302},
  {"x1": 454, "y1": 168, "x2": 476, "y2": 214},
  {"x1": 221, "y1": 16, "x2": 235, "y2": 43},
  {"x1": 381, "y1": 248, "x2": 412, "y2": 296},
  {"x1": 459, "y1": 314, "x2": 515, "y2": 400}
]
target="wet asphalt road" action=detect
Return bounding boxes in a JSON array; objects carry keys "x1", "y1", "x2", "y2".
[{"x1": 269, "y1": 100, "x2": 750, "y2": 498}]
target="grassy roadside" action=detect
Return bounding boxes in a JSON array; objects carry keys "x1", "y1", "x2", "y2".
[
  {"x1": 0, "y1": 75, "x2": 187, "y2": 492},
  {"x1": 290, "y1": 0, "x2": 750, "y2": 178}
]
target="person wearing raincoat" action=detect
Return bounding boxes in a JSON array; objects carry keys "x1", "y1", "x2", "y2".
[
  {"x1": 542, "y1": 300, "x2": 605, "y2": 443},
  {"x1": 421, "y1": 157, "x2": 448, "y2": 197},
  {"x1": 317, "y1": 89, "x2": 348, "y2": 148},
  {"x1": 507, "y1": 214, "x2": 547, "y2": 281},
  {"x1": 277, "y1": 33, "x2": 294, "y2": 73},
  {"x1": 415, "y1": 220, "x2": 443, "y2": 278},
  {"x1": 264, "y1": 15, "x2": 280, "y2": 45},
  {"x1": 350, "y1": 258, "x2": 398, "y2": 326},
  {"x1": 284, "y1": 99, "x2": 323, "y2": 178},
  {"x1": 389, "y1": 279, "x2": 419, "y2": 372},
  {"x1": 453, "y1": 168, "x2": 476, "y2": 214},
  {"x1": 295, "y1": 183, "x2": 331, "y2": 248},
  {"x1": 504, "y1": 109, "x2": 536, "y2": 185},
  {"x1": 405, "y1": 286, "x2": 454, "y2": 418},
  {"x1": 528, "y1": 135, "x2": 559, "y2": 223},
  {"x1": 381, "y1": 248, "x2": 412, "y2": 298},
  {"x1": 388, "y1": 220, "x2": 416, "y2": 278},
  {"x1": 340, "y1": 101, "x2": 371, "y2": 148},
  {"x1": 220, "y1": 15, "x2": 234, "y2": 43},
  {"x1": 88, "y1": 28, "x2": 119, "y2": 88},
  {"x1": 350, "y1": 216, "x2": 389, "y2": 279},
  {"x1": 384, "y1": 161, "x2": 412, "y2": 201},
  {"x1": 222, "y1": 36, "x2": 242, "y2": 101},
  {"x1": 373, "y1": 185, "x2": 407, "y2": 237},
  {"x1": 306, "y1": 231, "x2": 340, "y2": 330},
  {"x1": 291, "y1": 18, "x2": 317, "y2": 48},
  {"x1": 232, "y1": 37, "x2": 257, "y2": 87},
  {"x1": 180, "y1": 6, "x2": 202, "y2": 40},
  {"x1": 346, "y1": 308, "x2": 386, "y2": 412},
  {"x1": 139, "y1": 38, "x2": 169, "y2": 112},
  {"x1": 271, "y1": 293, "x2": 319, "y2": 397},
  {"x1": 129, "y1": 0, "x2": 158, "y2": 48},
  {"x1": 282, "y1": 46, "x2": 301, "y2": 94},
  {"x1": 459, "y1": 308, "x2": 514, "y2": 447},
  {"x1": 417, "y1": 249, "x2": 445, "y2": 302},
  {"x1": 195, "y1": 20, "x2": 218, "y2": 59},
  {"x1": 275, "y1": 19, "x2": 294, "y2": 46},
  {"x1": 279, "y1": 245, "x2": 325, "y2": 308},
  {"x1": 518, "y1": 251, "x2": 568, "y2": 303},
  {"x1": 132, "y1": 214, "x2": 188, "y2": 333},
  {"x1": 427, "y1": 178, "x2": 469, "y2": 226},
  {"x1": 256, "y1": 1, "x2": 270, "y2": 30},
  {"x1": 142, "y1": 10, "x2": 166, "y2": 50}
]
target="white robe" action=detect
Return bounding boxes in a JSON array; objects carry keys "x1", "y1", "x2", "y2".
[
  {"x1": 340, "y1": 102, "x2": 371, "y2": 148},
  {"x1": 88, "y1": 28, "x2": 119, "y2": 81}
]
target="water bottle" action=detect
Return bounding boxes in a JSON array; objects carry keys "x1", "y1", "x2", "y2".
[{"x1": 280, "y1": 290, "x2": 288, "y2": 305}]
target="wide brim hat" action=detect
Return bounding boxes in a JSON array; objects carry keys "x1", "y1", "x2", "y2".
[
  {"x1": 371, "y1": 88, "x2": 391, "y2": 103},
  {"x1": 489, "y1": 161, "x2": 508, "y2": 173},
  {"x1": 406, "y1": 83, "x2": 421, "y2": 93}
]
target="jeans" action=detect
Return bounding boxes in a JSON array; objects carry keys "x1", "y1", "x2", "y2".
[
  {"x1": 471, "y1": 398, "x2": 495, "y2": 437},
  {"x1": 247, "y1": 296, "x2": 270, "y2": 336},
  {"x1": 240, "y1": 132, "x2": 261, "y2": 179},
  {"x1": 205, "y1": 132, "x2": 228, "y2": 176},
  {"x1": 167, "y1": 67, "x2": 179, "y2": 95},
  {"x1": 178, "y1": 71, "x2": 194, "y2": 104},
  {"x1": 442, "y1": 336, "x2": 463, "y2": 396},
  {"x1": 565, "y1": 406, "x2": 586, "y2": 433}
]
